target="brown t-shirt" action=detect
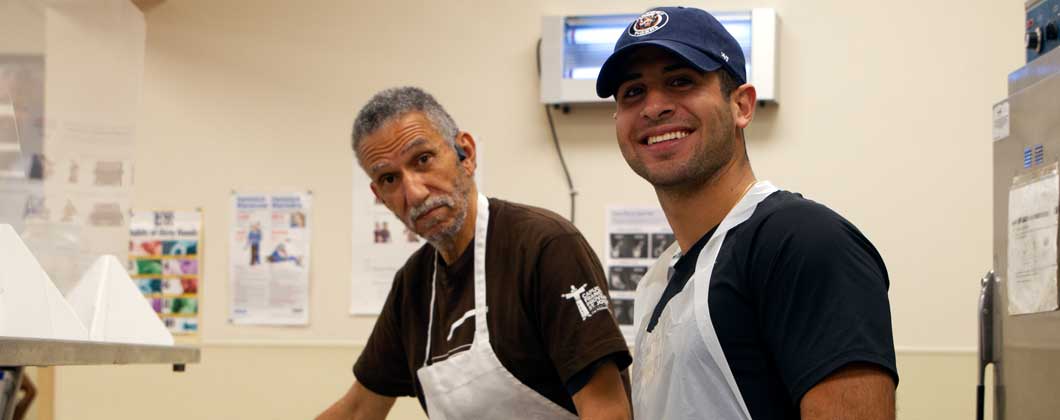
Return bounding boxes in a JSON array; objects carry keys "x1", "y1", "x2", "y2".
[{"x1": 353, "y1": 198, "x2": 631, "y2": 414}]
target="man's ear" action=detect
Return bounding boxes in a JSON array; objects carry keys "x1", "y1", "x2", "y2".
[
  {"x1": 731, "y1": 83, "x2": 757, "y2": 130},
  {"x1": 454, "y1": 132, "x2": 477, "y2": 175}
]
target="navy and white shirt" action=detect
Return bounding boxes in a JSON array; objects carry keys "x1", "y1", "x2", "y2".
[{"x1": 646, "y1": 190, "x2": 899, "y2": 419}]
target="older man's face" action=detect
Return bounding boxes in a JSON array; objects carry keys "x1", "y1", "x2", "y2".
[{"x1": 358, "y1": 112, "x2": 472, "y2": 244}]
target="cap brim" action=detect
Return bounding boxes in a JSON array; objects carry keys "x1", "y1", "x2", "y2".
[{"x1": 595, "y1": 39, "x2": 724, "y2": 98}]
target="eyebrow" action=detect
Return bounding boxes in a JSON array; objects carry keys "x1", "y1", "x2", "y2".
[
  {"x1": 617, "y1": 63, "x2": 696, "y2": 88},
  {"x1": 399, "y1": 137, "x2": 430, "y2": 155},
  {"x1": 368, "y1": 161, "x2": 392, "y2": 176},
  {"x1": 368, "y1": 137, "x2": 432, "y2": 175},
  {"x1": 617, "y1": 72, "x2": 643, "y2": 88}
]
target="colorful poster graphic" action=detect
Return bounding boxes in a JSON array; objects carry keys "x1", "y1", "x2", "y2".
[
  {"x1": 229, "y1": 191, "x2": 311, "y2": 325},
  {"x1": 128, "y1": 210, "x2": 202, "y2": 335}
]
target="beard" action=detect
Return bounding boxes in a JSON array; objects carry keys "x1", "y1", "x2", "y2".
[
  {"x1": 627, "y1": 111, "x2": 737, "y2": 195},
  {"x1": 404, "y1": 170, "x2": 473, "y2": 247}
]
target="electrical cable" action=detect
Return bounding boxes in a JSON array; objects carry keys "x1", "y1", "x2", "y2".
[{"x1": 536, "y1": 38, "x2": 577, "y2": 223}]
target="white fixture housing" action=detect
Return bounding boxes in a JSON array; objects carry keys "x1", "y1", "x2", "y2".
[{"x1": 540, "y1": 9, "x2": 778, "y2": 105}]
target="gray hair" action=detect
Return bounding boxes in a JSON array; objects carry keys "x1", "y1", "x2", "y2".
[{"x1": 351, "y1": 86, "x2": 460, "y2": 156}]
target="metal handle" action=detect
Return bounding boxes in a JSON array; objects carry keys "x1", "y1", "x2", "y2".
[
  {"x1": 977, "y1": 270, "x2": 997, "y2": 420},
  {"x1": 977, "y1": 384, "x2": 985, "y2": 420},
  {"x1": 979, "y1": 270, "x2": 996, "y2": 371}
]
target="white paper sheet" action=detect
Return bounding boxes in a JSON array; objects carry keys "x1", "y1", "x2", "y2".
[
  {"x1": 229, "y1": 191, "x2": 312, "y2": 325},
  {"x1": 606, "y1": 206, "x2": 674, "y2": 343},
  {"x1": 348, "y1": 165, "x2": 426, "y2": 315},
  {"x1": 1007, "y1": 164, "x2": 1060, "y2": 315}
]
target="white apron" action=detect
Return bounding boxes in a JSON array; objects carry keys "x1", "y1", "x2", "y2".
[
  {"x1": 416, "y1": 194, "x2": 579, "y2": 420},
  {"x1": 633, "y1": 181, "x2": 779, "y2": 419}
]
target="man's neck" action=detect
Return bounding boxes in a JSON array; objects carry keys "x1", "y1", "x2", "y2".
[
  {"x1": 436, "y1": 189, "x2": 478, "y2": 264},
  {"x1": 656, "y1": 158, "x2": 756, "y2": 252}
]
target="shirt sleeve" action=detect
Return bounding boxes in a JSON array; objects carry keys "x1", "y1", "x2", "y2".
[
  {"x1": 750, "y1": 203, "x2": 899, "y2": 404},
  {"x1": 352, "y1": 269, "x2": 416, "y2": 397},
  {"x1": 534, "y1": 232, "x2": 632, "y2": 386}
]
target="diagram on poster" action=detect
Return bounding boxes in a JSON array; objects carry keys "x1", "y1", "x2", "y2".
[
  {"x1": 128, "y1": 210, "x2": 202, "y2": 335},
  {"x1": 230, "y1": 191, "x2": 311, "y2": 325},
  {"x1": 606, "y1": 207, "x2": 674, "y2": 343}
]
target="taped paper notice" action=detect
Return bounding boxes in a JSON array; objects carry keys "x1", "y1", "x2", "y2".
[
  {"x1": 230, "y1": 191, "x2": 311, "y2": 325},
  {"x1": 1007, "y1": 163, "x2": 1060, "y2": 315}
]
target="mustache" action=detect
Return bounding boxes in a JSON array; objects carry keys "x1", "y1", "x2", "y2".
[{"x1": 407, "y1": 194, "x2": 456, "y2": 223}]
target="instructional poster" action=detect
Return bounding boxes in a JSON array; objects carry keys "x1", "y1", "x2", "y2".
[
  {"x1": 1007, "y1": 164, "x2": 1060, "y2": 315},
  {"x1": 606, "y1": 207, "x2": 675, "y2": 343},
  {"x1": 229, "y1": 191, "x2": 311, "y2": 325},
  {"x1": 128, "y1": 210, "x2": 202, "y2": 335},
  {"x1": 349, "y1": 166, "x2": 425, "y2": 314}
]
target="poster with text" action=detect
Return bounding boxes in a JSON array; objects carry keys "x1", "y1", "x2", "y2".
[
  {"x1": 129, "y1": 209, "x2": 202, "y2": 335},
  {"x1": 348, "y1": 166, "x2": 426, "y2": 315},
  {"x1": 229, "y1": 191, "x2": 311, "y2": 325},
  {"x1": 606, "y1": 207, "x2": 674, "y2": 344}
]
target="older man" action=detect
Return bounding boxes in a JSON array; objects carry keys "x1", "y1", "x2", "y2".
[
  {"x1": 596, "y1": 6, "x2": 899, "y2": 420},
  {"x1": 316, "y1": 87, "x2": 631, "y2": 420}
]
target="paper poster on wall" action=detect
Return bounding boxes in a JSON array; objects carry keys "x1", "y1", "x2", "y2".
[
  {"x1": 229, "y1": 191, "x2": 311, "y2": 325},
  {"x1": 1007, "y1": 164, "x2": 1060, "y2": 315},
  {"x1": 606, "y1": 207, "x2": 674, "y2": 343},
  {"x1": 349, "y1": 166, "x2": 425, "y2": 315},
  {"x1": 128, "y1": 210, "x2": 202, "y2": 335}
]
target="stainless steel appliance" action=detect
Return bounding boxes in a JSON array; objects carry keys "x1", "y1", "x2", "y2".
[{"x1": 979, "y1": 34, "x2": 1060, "y2": 420}]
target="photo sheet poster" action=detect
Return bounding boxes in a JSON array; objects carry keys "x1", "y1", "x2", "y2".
[
  {"x1": 606, "y1": 207, "x2": 675, "y2": 343},
  {"x1": 229, "y1": 191, "x2": 311, "y2": 325},
  {"x1": 1007, "y1": 164, "x2": 1060, "y2": 315},
  {"x1": 349, "y1": 165, "x2": 425, "y2": 314},
  {"x1": 128, "y1": 210, "x2": 202, "y2": 335}
]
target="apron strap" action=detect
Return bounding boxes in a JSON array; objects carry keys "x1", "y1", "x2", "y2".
[
  {"x1": 472, "y1": 193, "x2": 490, "y2": 346},
  {"x1": 422, "y1": 193, "x2": 492, "y2": 363},
  {"x1": 423, "y1": 252, "x2": 440, "y2": 367},
  {"x1": 690, "y1": 180, "x2": 778, "y2": 419}
]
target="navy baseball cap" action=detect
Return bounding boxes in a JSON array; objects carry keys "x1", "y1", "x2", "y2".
[{"x1": 595, "y1": 7, "x2": 746, "y2": 98}]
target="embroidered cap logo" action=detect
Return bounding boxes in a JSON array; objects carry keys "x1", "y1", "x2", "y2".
[{"x1": 629, "y1": 10, "x2": 669, "y2": 37}]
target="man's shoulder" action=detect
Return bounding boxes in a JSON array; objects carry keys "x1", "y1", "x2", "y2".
[
  {"x1": 745, "y1": 190, "x2": 853, "y2": 234},
  {"x1": 735, "y1": 189, "x2": 881, "y2": 268},
  {"x1": 490, "y1": 197, "x2": 581, "y2": 242}
]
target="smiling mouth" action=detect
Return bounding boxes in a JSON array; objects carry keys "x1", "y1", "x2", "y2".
[{"x1": 645, "y1": 130, "x2": 689, "y2": 145}]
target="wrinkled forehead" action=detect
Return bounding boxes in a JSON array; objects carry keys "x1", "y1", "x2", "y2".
[{"x1": 358, "y1": 112, "x2": 444, "y2": 171}]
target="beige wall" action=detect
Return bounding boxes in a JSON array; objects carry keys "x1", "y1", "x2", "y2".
[
  {"x1": 48, "y1": 0, "x2": 1022, "y2": 418},
  {"x1": 0, "y1": 0, "x2": 44, "y2": 54}
]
